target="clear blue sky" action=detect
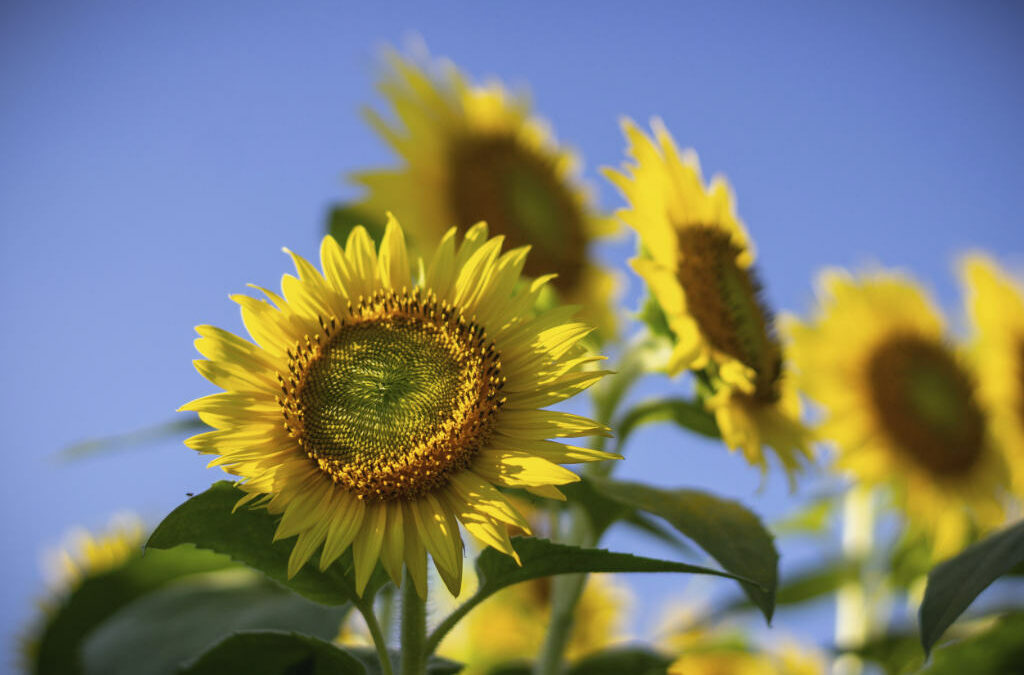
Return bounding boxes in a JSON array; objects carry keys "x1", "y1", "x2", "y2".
[{"x1": 2, "y1": 1, "x2": 1022, "y2": 670}]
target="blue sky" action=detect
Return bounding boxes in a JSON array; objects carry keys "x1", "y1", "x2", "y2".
[{"x1": 2, "y1": 1, "x2": 1022, "y2": 669}]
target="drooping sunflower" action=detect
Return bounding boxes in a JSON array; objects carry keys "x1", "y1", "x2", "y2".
[
  {"x1": 182, "y1": 216, "x2": 613, "y2": 597},
  {"x1": 786, "y1": 269, "x2": 1006, "y2": 556},
  {"x1": 604, "y1": 118, "x2": 810, "y2": 475},
  {"x1": 961, "y1": 254, "x2": 1024, "y2": 496},
  {"x1": 352, "y1": 51, "x2": 617, "y2": 337}
]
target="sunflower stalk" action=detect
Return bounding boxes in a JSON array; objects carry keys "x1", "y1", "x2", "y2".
[
  {"x1": 359, "y1": 598, "x2": 395, "y2": 675},
  {"x1": 400, "y1": 569, "x2": 427, "y2": 675},
  {"x1": 832, "y1": 485, "x2": 876, "y2": 675}
]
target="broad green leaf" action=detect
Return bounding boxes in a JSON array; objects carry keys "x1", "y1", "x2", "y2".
[
  {"x1": 81, "y1": 569, "x2": 351, "y2": 675},
  {"x1": 179, "y1": 631, "x2": 366, "y2": 675},
  {"x1": 919, "y1": 519, "x2": 1024, "y2": 654},
  {"x1": 477, "y1": 537, "x2": 758, "y2": 595},
  {"x1": 560, "y1": 479, "x2": 693, "y2": 555},
  {"x1": 566, "y1": 647, "x2": 672, "y2": 674},
  {"x1": 59, "y1": 416, "x2": 203, "y2": 461},
  {"x1": 147, "y1": 482, "x2": 388, "y2": 607},
  {"x1": 344, "y1": 648, "x2": 463, "y2": 675},
  {"x1": 615, "y1": 398, "x2": 719, "y2": 452},
  {"x1": 31, "y1": 546, "x2": 234, "y2": 675},
  {"x1": 327, "y1": 204, "x2": 387, "y2": 246},
  {"x1": 427, "y1": 537, "x2": 762, "y2": 652},
  {"x1": 920, "y1": 613, "x2": 1024, "y2": 674},
  {"x1": 591, "y1": 479, "x2": 778, "y2": 622},
  {"x1": 847, "y1": 630, "x2": 924, "y2": 675}
]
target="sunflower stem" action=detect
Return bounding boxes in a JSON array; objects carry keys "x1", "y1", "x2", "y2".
[
  {"x1": 832, "y1": 484, "x2": 876, "y2": 675},
  {"x1": 400, "y1": 568, "x2": 427, "y2": 675},
  {"x1": 358, "y1": 599, "x2": 394, "y2": 675}
]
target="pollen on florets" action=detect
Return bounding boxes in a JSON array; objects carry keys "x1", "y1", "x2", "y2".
[{"x1": 275, "y1": 287, "x2": 506, "y2": 502}]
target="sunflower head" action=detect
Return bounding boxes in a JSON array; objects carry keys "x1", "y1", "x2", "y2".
[
  {"x1": 961, "y1": 254, "x2": 1024, "y2": 497},
  {"x1": 786, "y1": 269, "x2": 1007, "y2": 556},
  {"x1": 605, "y1": 118, "x2": 810, "y2": 476},
  {"x1": 352, "y1": 50, "x2": 617, "y2": 337},
  {"x1": 183, "y1": 216, "x2": 614, "y2": 597}
]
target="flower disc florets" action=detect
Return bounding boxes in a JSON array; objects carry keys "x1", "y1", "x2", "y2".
[{"x1": 277, "y1": 288, "x2": 505, "y2": 502}]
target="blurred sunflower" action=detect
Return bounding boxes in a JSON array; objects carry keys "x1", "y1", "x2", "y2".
[
  {"x1": 786, "y1": 270, "x2": 1006, "y2": 556},
  {"x1": 961, "y1": 254, "x2": 1024, "y2": 497},
  {"x1": 660, "y1": 602, "x2": 825, "y2": 675},
  {"x1": 352, "y1": 50, "x2": 617, "y2": 337},
  {"x1": 435, "y1": 571, "x2": 630, "y2": 673},
  {"x1": 21, "y1": 517, "x2": 144, "y2": 670},
  {"x1": 604, "y1": 118, "x2": 810, "y2": 476},
  {"x1": 182, "y1": 216, "x2": 614, "y2": 597}
]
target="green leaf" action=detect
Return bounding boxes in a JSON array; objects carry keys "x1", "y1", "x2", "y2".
[
  {"x1": 560, "y1": 479, "x2": 693, "y2": 555},
  {"x1": 31, "y1": 546, "x2": 234, "y2": 675},
  {"x1": 477, "y1": 537, "x2": 759, "y2": 595},
  {"x1": 637, "y1": 293, "x2": 674, "y2": 341},
  {"x1": 81, "y1": 569, "x2": 352, "y2": 675},
  {"x1": 615, "y1": 398, "x2": 719, "y2": 452},
  {"x1": 327, "y1": 204, "x2": 387, "y2": 246},
  {"x1": 58, "y1": 416, "x2": 204, "y2": 461},
  {"x1": 919, "y1": 519, "x2": 1024, "y2": 654},
  {"x1": 920, "y1": 613, "x2": 1024, "y2": 674},
  {"x1": 565, "y1": 647, "x2": 672, "y2": 674},
  {"x1": 591, "y1": 479, "x2": 778, "y2": 622},
  {"x1": 343, "y1": 648, "x2": 463, "y2": 675},
  {"x1": 147, "y1": 482, "x2": 389, "y2": 607},
  {"x1": 426, "y1": 537, "x2": 762, "y2": 653},
  {"x1": 179, "y1": 631, "x2": 366, "y2": 675}
]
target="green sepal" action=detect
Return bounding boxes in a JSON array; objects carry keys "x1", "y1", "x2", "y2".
[{"x1": 147, "y1": 481, "x2": 389, "y2": 607}]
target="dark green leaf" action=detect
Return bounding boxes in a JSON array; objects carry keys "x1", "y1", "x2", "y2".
[
  {"x1": 31, "y1": 546, "x2": 234, "y2": 675},
  {"x1": 846, "y1": 630, "x2": 924, "y2": 675},
  {"x1": 81, "y1": 569, "x2": 352, "y2": 675},
  {"x1": 344, "y1": 648, "x2": 462, "y2": 675},
  {"x1": 920, "y1": 613, "x2": 1024, "y2": 674},
  {"x1": 147, "y1": 482, "x2": 388, "y2": 607},
  {"x1": 179, "y1": 631, "x2": 366, "y2": 675},
  {"x1": 428, "y1": 537, "x2": 763, "y2": 655},
  {"x1": 327, "y1": 204, "x2": 387, "y2": 246},
  {"x1": 919, "y1": 519, "x2": 1024, "y2": 654},
  {"x1": 477, "y1": 537, "x2": 760, "y2": 597},
  {"x1": 58, "y1": 416, "x2": 203, "y2": 461},
  {"x1": 615, "y1": 398, "x2": 719, "y2": 452},
  {"x1": 565, "y1": 647, "x2": 672, "y2": 675},
  {"x1": 591, "y1": 479, "x2": 777, "y2": 622}
]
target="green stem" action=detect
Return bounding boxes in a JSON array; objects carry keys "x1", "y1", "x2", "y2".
[
  {"x1": 357, "y1": 600, "x2": 394, "y2": 675},
  {"x1": 400, "y1": 569, "x2": 427, "y2": 675}
]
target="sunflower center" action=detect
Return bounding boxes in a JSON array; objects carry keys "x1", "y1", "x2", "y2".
[
  {"x1": 448, "y1": 134, "x2": 587, "y2": 290},
  {"x1": 277, "y1": 289, "x2": 505, "y2": 502},
  {"x1": 674, "y1": 225, "x2": 782, "y2": 401},
  {"x1": 867, "y1": 335, "x2": 984, "y2": 477}
]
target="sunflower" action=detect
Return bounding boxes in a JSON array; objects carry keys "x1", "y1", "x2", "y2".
[
  {"x1": 604, "y1": 118, "x2": 810, "y2": 475},
  {"x1": 352, "y1": 51, "x2": 617, "y2": 337},
  {"x1": 182, "y1": 216, "x2": 614, "y2": 597},
  {"x1": 962, "y1": 254, "x2": 1024, "y2": 496},
  {"x1": 21, "y1": 517, "x2": 144, "y2": 670},
  {"x1": 786, "y1": 269, "x2": 1006, "y2": 556}
]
